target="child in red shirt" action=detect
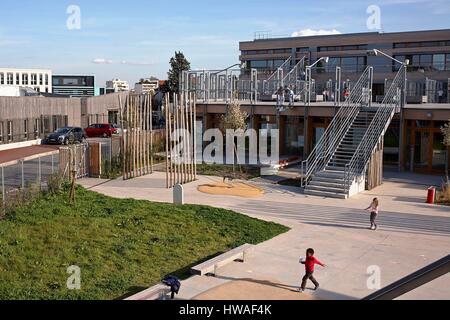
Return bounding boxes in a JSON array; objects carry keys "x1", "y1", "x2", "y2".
[{"x1": 299, "y1": 248, "x2": 326, "y2": 292}]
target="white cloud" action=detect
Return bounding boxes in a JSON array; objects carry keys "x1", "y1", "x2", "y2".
[
  {"x1": 120, "y1": 60, "x2": 153, "y2": 66},
  {"x1": 92, "y1": 58, "x2": 113, "y2": 64},
  {"x1": 292, "y1": 28, "x2": 342, "y2": 37}
]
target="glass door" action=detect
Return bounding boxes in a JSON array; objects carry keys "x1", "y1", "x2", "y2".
[{"x1": 432, "y1": 132, "x2": 447, "y2": 171}]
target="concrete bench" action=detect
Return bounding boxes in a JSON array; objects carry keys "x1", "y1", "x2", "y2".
[
  {"x1": 124, "y1": 284, "x2": 171, "y2": 301},
  {"x1": 191, "y1": 244, "x2": 254, "y2": 276}
]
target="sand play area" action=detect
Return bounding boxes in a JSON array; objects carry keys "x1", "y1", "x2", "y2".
[
  {"x1": 193, "y1": 278, "x2": 320, "y2": 300},
  {"x1": 197, "y1": 182, "x2": 264, "y2": 198}
]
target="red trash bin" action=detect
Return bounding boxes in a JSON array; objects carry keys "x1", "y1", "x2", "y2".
[{"x1": 427, "y1": 187, "x2": 436, "y2": 204}]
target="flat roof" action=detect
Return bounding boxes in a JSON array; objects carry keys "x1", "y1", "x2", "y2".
[{"x1": 241, "y1": 28, "x2": 450, "y2": 44}]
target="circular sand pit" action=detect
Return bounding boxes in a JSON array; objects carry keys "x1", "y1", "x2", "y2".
[
  {"x1": 198, "y1": 182, "x2": 264, "y2": 198},
  {"x1": 193, "y1": 279, "x2": 320, "y2": 300}
]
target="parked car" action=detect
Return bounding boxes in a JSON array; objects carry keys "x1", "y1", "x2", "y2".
[
  {"x1": 85, "y1": 124, "x2": 119, "y2": 138},
  {"x1": 44, "y1": 127, "x2": 87, "y2": 145}
]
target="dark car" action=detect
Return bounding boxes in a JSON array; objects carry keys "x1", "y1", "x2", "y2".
[
  {"x1": 44, "y1": 127, "x2": 87, "y2": 145},
  {"x1": 85, "y1": 124, "x2": 119, "y2": 138}
]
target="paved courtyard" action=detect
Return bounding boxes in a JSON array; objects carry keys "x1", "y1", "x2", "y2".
[{"x1": 79, "y1": 171, "x2": 450, "y2": 300}]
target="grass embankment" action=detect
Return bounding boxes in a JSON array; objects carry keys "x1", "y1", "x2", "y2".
[
  {"x1": 0, "y1": 187, "x2": 288, "y2": 300},
  {"x1": 196, "y1": 164, "x2": 260, "y2": 180}
]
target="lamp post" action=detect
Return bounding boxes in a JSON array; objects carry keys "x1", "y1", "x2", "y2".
[
  {"x1": 367, "y1": 49, "x2": 409, "y2": 172},
  {"x1": 303, "y1": 56, "x2": 329, "y2": 159}
]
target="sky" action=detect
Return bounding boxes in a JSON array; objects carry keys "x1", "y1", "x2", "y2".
[{"x1": 1, "y1": 0, "x2": 449, "y2": 86}]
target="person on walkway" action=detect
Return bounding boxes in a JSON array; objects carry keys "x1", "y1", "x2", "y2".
[
  {"x1": 365, "y1": 198, "x2": 379, "y2": 230},
  {"x1": 299, "y1": 248, "x2": 326, "y2": 293},
  {"x1": 287, "y1": 85, "x2": 295, "y2": 108}
]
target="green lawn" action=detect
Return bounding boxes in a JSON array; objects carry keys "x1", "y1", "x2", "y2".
[
  {"x1": 0, "y1": 187, "x2": 288, "y2": 300},
  {"x1": 196, "y1": 164, "x2": 260, "y2": 180}
]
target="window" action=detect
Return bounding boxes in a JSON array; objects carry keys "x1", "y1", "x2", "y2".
[
  {"x1": 324, "y1": 56, "x2": 366, "y2": 73},
  {"x1": 447, "y1": 54, "x2": 450, "y2": 71},
  {"x1": 31, "y1": 74, "x2": 37, "y2": 85},
  {"x1": 45, "y1": 74, "x2": 49, "y2": 85},
  {"x1": 34, "y1": 119, "x2": 40, "y2": 139},
  {"x1": 22, "y1": 73, "x2": 29, "y2": 85},
  {"x1": 0, "y1": 122, "x2": 3, "y2": 143},
  {"x1": 394, "y1": 41, "x2": 450, "y2": 49},
  {"x1": 273, "y1": 59, "x2": 285, "y2": 68},
  {"x1": 7, "y1": 121, "x2": 13, "y2": 142},
  {"x1": 433, "y1": 54, "x2": 446, "y2": 71},
  {"x1": 63, "y1": 78, "x2": 79, "y2": 85},
  {"x1": 249, "y1": 60, "x2": 268, "y2": 69},
  {"x1": 39, "y1": 74, "x2": 43, "y2": 85},
  {"x1": 0, "y1": 73, "x2": 4, "y2": 85},
  {"x1": 7, "y1": 73, "x2": 13, "y2": 85},
  {"x1": 297, "y1": 47, "x2": 309, "y2": 52},
  {"x1": 16, "y1": 73, "x2": 20, "y2": 85},
  {"x1": 24, "y1": 119, "x2": 28, "y2": 139}
]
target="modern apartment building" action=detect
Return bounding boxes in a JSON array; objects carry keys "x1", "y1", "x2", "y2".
[
  {"x1": 106, "y1": 79, "x2": 130, "y2": 92},
  {"x1": 0, "y1": 68, "x2": 53, "y2": 96},
  {"x1": 135, "y1": 78, "x2": 159, "y2": 95},
  {"x1": 52, "y1": 75, "x2": 95, "y2": 97}
]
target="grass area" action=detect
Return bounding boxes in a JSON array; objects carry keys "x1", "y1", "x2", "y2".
[
  {"x1": 196, "y1": 164, "x2": 260, "y2": 180},
  {"x1": 0, "y1": 187, "x2": 288, "y2": 300}
]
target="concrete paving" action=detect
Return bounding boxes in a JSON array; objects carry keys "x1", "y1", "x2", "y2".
[{"x1": 79, "y1": 171, "x2": 450, "y2": 300}]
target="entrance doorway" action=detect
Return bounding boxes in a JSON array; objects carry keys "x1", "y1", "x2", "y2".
[{"x1": 407, "y1": 120, "x2": 449, "y2": 174}]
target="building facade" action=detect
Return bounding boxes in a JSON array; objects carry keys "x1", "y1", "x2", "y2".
[
  {"x1": 52, "y1": 75, "x2": 95, "y2": 97},
  {"x1": 240, "y1": 29, "x2": 450, "y2": 103},
  {"x1": 0, "y1": 68, "x2": 53, "y2": 96},
  {"x1": 135, "y1": 78, "x2": 159, "y2": 95},
  {"x1": 194, "y1": 29, "x2": 450, "y2": 176},
  {"x1": 106, "y1": 79, "x2": 130, "y2": 92}
]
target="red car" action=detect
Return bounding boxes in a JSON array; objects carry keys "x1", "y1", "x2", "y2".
[{"x1": 85, "y1": 124, "x2": 119, "y2": 138}]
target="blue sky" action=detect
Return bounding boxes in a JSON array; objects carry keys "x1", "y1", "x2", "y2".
[{"x1": 1, "y1": 0, "x2": 449, "y2": 86}]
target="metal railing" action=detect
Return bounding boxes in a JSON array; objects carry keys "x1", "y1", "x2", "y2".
[
  {"x1": 343, "y1": 65, "x2": 406, "y2": 194},
  {"x1": 301, "y1": 66, "x2": 374, "y2": 187},
  {"x1": 363, "y1": 254, "x2": 450, "y2": 300},
  {"x1": 262, "y1": 57, "x2": 292, "y2": 95},
  {"x1": 283, "y1": 57, "x2": 307, "y2": 97}
]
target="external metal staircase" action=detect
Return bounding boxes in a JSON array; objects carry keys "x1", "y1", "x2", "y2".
[{"x1": 301, "y1": 65, "x2": 406, "y2": 199}]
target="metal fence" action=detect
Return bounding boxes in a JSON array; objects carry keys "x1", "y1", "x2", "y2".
[{"x1": 1, "y1": 152, "x2": 59, "y2": 212}]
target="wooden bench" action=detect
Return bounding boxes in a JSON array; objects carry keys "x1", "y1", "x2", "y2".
[
  {"x1": 124, "y1": 284, "x2": 171, "y2": 301},
  {"x1": 191, "y1": 244, "x2": 254, "y2": 276}
]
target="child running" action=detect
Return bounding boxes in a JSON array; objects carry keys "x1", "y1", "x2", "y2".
[
  {"x1": 365, "y1": 198, "x2": 380, "y2": 230},
  {"x1": 299, "y1": 248, "x2": 326, "y2": 293}
]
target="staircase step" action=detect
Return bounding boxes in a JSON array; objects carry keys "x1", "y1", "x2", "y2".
[
  {"x1": 304, "y1": 189, "x2": 348, "y2": 199},
  {"x1": 306, "y1": 184, "x2": 346, "y2": 193},
  {"x1": 310, "y1": 180, "x2": 345, "y2": 188}
]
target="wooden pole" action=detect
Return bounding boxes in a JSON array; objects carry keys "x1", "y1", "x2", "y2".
[
  {"x1": 165, "y1": 93, "x2": 170, "y2": 188},
  {"x1": 150, "y1": 94, "x2": 154, "y2": 174},
  {"x1": 193, "y1": 93, "x2": 198, "y2": 180}
]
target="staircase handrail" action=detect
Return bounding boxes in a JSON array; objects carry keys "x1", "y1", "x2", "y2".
[
  {"x1": 344, "y1": 66, "x2": 406, "y2": 192},
  {"x1": 301, "y1": 66, "x2": 373, "y2": 186}
]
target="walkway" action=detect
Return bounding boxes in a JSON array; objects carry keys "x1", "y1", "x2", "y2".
[{"x1": 79, "y1": 171, "x2": 450, "y2": 300}]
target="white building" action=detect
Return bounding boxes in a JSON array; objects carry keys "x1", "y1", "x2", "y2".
[
  {"x1": 106, "y1": 78, "x2": 130, "y2": 92},
  {"x1": 0, "y1": 68, "x2": 52, "y2": 96},
  {"x1": 134, "y1": 78, "x2": 159, "y2": 95}
]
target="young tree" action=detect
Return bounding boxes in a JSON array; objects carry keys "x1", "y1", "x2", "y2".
[
  {"x1": 220, "y1": 102, "x2": 248, "y2": 176},
  {"x1": 167, "y1": 51, "x2": 191, "y2": 93}
]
